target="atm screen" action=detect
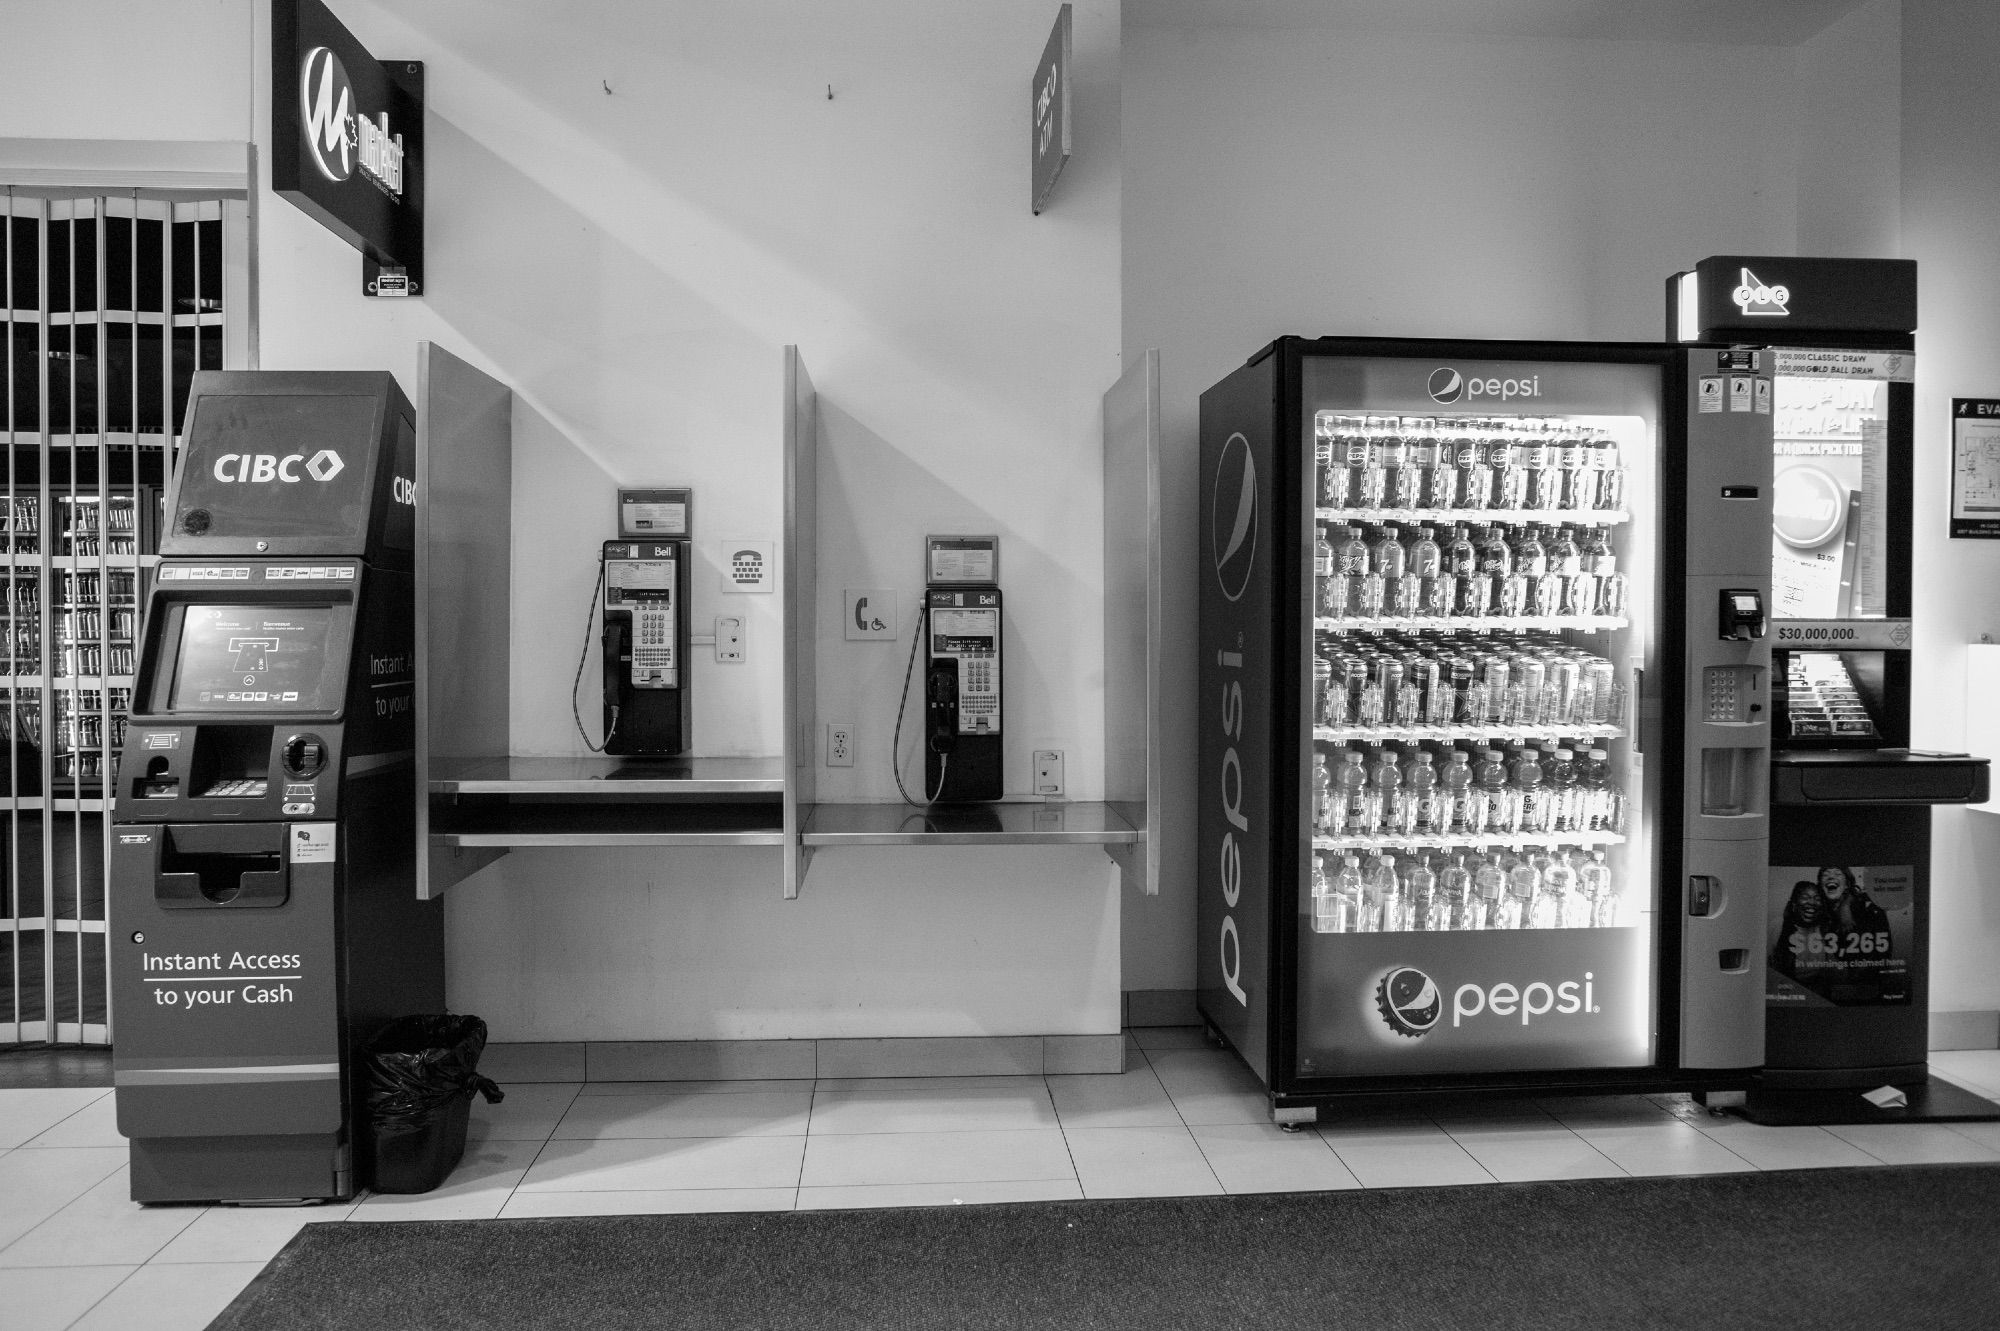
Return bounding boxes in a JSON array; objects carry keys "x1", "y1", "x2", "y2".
[{"x1": 168, "y1": 606, "x2": 341, "y2": 711}]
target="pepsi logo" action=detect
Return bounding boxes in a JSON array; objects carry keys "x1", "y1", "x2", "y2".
[
  {"x1": 1428, "y1": 368, "x2": 1464, "y2": 404},
  {"x1": 1211, "y1": 433, "x2": 1259, "y2": 603},
  {"x1": 1376, "y1": 966, "x2": 1441, "y2": 1038},
  {"x1": 300, "y1": 47, "x2": 356, "y2": 184}
]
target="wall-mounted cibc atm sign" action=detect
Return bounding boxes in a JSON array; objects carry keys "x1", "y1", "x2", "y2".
[{"x1": 272, "y1": 0, "x2": 426, "y2": 298}]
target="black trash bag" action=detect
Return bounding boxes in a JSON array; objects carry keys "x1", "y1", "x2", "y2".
[{"x1": 360, "y1": 1014, "x2": 505, "y2": 1194}]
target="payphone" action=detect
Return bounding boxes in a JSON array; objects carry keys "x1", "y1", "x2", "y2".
[
  {"x1": 581, "y1": 488, "x2": 691, "y2": 756},
  {"x1": 109, "y1": 371, "x2": 441, "y2": 1203},
  {"x1": 895, "y1": 535, "x2": 1003, "y2": 804}
]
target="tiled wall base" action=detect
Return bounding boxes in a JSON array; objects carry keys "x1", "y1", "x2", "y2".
[
  {"x1": 1930, "y1": 1010, "x2": 2000, "y2": 1051},
  {"x1": 1124, "y1": 989, "x2": 1200, "y2": 1028},
  {"x1": 481, "y1": 1034, "x2": 1126, "y2": 1084}
]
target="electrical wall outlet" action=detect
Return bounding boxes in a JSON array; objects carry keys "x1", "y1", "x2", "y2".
[
  {"x1": 715, "y1": 616, "x2": 745, "y2": 662},
  {"x1": 826, "y1": 721, "x2": 855, "y2": 767},
  {"x1": 1033, "y1": 749, "x2": 1064, "y2": 797}
]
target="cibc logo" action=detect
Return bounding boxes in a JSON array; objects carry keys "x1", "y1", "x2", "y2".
[
  {"x1": 1732, "y1": 267, "x2": 1791, "y2": 318},
  {"x1": 211, "y1": 450, "x2": 345, "y2": 485},
  {"x1": 1211, "y1": 433, "x2": 1258, "y2": 602},
  {"x1": 300, "y1": 47, "x2": 356, "y2": 183}
]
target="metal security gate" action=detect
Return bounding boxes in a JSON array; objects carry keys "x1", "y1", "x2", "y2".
[{"x1": 1, "y1": 187, "x2": 249, "y2": 1046}]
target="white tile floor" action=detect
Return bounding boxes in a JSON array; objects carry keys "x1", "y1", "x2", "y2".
[{"x1": 4, "y1": 1037, "x2": 1998, "y2": 1330}]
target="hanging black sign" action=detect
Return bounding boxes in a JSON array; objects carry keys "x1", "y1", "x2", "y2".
[
  {"x1": 1030, "y1": 5, "x2": 1072, "y2": 216},
  {"x1": 271, "y1": 0, "x2": 425, "y2": 297}
]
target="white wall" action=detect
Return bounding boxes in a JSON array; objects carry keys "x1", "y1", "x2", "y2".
[
  {"x1": 1795, "y1": 0, "x2": 1902, "y2": 259},
  {"x1": 1901, "y1": 0, "x2": 2000, "y2": 1018},
  {"x1": 4, "y1": 0, "x2": 1125, "y2": 1042},
  {"x1": 1120, "y1": 16, "x2": 1810, "y2": 991}
]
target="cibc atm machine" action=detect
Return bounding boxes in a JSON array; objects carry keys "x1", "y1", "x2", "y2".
[
  {"x1": 1670, "y1": 256, "x2": 1994, "y2": 1124},
  {"x1": 110, "y1": 371, "x2": 443, "y2": 1202}
]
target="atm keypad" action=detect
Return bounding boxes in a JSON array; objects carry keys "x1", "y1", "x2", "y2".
[{"x1": 199, "y1": 779, "x2": 269, "y2": 798}]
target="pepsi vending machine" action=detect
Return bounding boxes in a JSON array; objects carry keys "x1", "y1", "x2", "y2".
[{"x1": 1198, "y1": 337, "x2": 1770, "y2": 1123}]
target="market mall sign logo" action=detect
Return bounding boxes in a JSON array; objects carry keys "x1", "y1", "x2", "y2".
[
  {"x1": 1374, "y1": 966, "x2": 1602, "y2": 1039},
  {"x1": 1211, "y1": 433, "x2": 1258, "y2": 603},
  {"x1": 1429, "y1": 368, "x2": 1542, "y2": 403},
  {"x1": 1732, "y1": 267, "x2": 1790, "y2": 318},
  {"x1": 300, "y1": 46, "x2": 405, "y2": 197}
]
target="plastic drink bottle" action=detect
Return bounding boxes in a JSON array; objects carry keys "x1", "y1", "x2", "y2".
[
  {"x1": 1379, "y1": 418, "x2": 1410, "y2": 508},
  {"x1": 1446, "y1": 525, "x2": 1481, "y2": 616},
  {"x1": 1478, "y1": 525, "x2": 1515, "y2": 616},
  {"x1": 1453, "y1": 420, "x2": 1489, "y2": 510},
  {"x1": 1439, "y1": 854, "x2": 1478, "y2": 930},
  {"x1": 1475, "y1": 853, "x2": 1511, "y2": 930},
  {"x1": 1595, "y1": 438, "x2": 1625, "y2": 511},
  {"x1": 1520, "y1": 421, "x2": 1552, "y2": 510},
  {"x1": 1314, "y1": 523, "x2": 1336, "y2": 615},
  {"x1": 1315, "y1": 419, "x2": 1338, "y2": 507},
  {"x1": 1329, "y1": 854, "x2": 1367, "y2": 932},
  {"x1": 1406, "y1": 853, "x2": 1440, "y2": 932},
  {"x1": 1550, "y1": 525, "x2": 1585, "y2": 616},
  {"x1": 1374, "y1": 526, "x2": 1409, "y2": 616},
  {"x1": 1510, "y1": 745, "x2": 1545, "y2": 834},
  {"x1": 1312, "y1": 753, "x2": 1335, "y2": 834},
  {"x1": 1409, "y1": 417, "x2": 1443, "y2": 507},
  {"x1": 1581, "y1": 851, "x2": 1617, "y2": 927},
  {"x1": 1365, "y1": 744, "x2": 1404, "y2": 835},
  {"x1": 1440, "y1": 749, "x2": 1475, "y2": 832},
  {"x1": 1555, "y1": 424, "x2": 1587, "y2": 510},
  {"x1": 1346, "y1": 419, "x2": 1376, "y2": 509},
  {"x1": 1544, "y1": 852, "x2": 1588, "y2": 928},
  {"x1": 1486, "y1": 422, "x2": 1519, "y2": 509},
  {"x1": 1472, "y1": 748, "x2": 1511, "y2": 834},
  {"x1": 1404, "y1": 749, "x2": 1440, "y2": 835},
  {"x1": 1335, "y1": 750, "x2": 1370, "y2": 836},
  {"x1": 1367, "y1": 853, "x2": 1404, "y2": 933},
  {"x1": 1310, "y1": 853, "x2": 1337, "y2": 933},
  {"x1": 1533, "y1": 852, "x2": 1573, "y2": 928},
  {"x1": 1410, "y1": 526, "x2": 1444, "y2": 617},
  {"x1": 1509, "y1": 853, "x2": 1543, "y2": 929},
  {"x1": 1545, "y1": 747, "x2": 1579, "y2": 832}
]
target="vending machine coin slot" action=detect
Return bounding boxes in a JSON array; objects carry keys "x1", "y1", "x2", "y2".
[{"x1": 1687, "y1": 875, "x2": 1717, "y2": 916}]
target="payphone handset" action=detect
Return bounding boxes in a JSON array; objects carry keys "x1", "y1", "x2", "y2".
[{"x1": 893, "y1": 536, "x2": 1004, "y2": 804}]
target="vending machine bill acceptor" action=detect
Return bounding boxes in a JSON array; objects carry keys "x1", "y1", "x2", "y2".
[{"x1": 110, "y1": 371, "x2": 442, "y2": 1203}]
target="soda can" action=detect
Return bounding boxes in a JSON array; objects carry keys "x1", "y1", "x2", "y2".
[
  {"x1": 1410, "y1": 657, "x2": 1443, "y2": 726},
  {"x1": 1584, "y1": 659, "x2": 1617, "y2": 725},
  {"x1": 1549, "y1": 657, "x2": 1581, "y2": 726},
  {"x1": 1479, "y1": 654, "x2": 1510, "y2": 724},
  {"x1": 1513, "y1": 654, "x2": 1547, "y2": 726},
  {"x1": 1379, "y1": 659, "x2": 1406, "y2": 726},
  {"x1": 1342, "y1": 656, "x2": 1369, "y2": 727}
]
